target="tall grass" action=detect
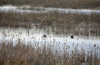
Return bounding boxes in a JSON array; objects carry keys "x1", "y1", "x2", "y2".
[
  {"x1": 0, "y1": 11, "x2": 100, "y2": 36},
  {"x1": 0, "y1": 39, "x2": 100, "y2": 65},
  {"x1": 0, "y1": 11, "x2": 100, "y2": 26},
  {"x1": 0, "y1": 0, "x2": 100, "y2": 9}
]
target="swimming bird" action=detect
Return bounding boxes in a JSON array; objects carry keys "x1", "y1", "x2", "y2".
[
  {"x1": 70, "y1": 35, "x2": 74, "y2": 39},
  {"x1": 43, "y1": 34, "x2": 46, "y2": 37},
  {"x1": 41, "y1": 34, "x2": 47, "y2": 40}
]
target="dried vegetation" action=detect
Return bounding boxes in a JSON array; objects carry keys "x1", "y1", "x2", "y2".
[
  {"x1": 0, "y1": 0, "x2": 100, "y2": 9},
  {"x1": 0, "y1": 39, "x2": 100, "y2": 65}
]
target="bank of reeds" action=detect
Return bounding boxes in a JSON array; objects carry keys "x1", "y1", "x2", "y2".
[
  {"x1": 0, "y1": 11, "x2": 100, "y2": 36},
  {"x1": 0, "y1": 39, "x2": 100, "y2": 65},
  {"x1": 0, "y1": 11, "x2": 100, "y2": 26},
  {"x1": 0, "y1": 0, "x2": 100, "y2": 9}
]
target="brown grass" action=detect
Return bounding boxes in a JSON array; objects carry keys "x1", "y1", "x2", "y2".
[
  {"x1": 0, "y1": 39, "x2": 100, "y2": 65},
  {"x1": 0, "y1": 11, "x2": 100, "y2": 36},
  {"x1": 0, "y1": 0, "x2": 100, "y2": 9},
  {"x1": 0, "y1": 11, "x2": 100, "y2": 26}
]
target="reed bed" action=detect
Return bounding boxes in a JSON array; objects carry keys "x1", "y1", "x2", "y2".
[
  {"x1": 0, "y1": 11, "x2": 100, "y2": 26},
  {"x1": 0, "y1": 11, "x2": 100, "y2": 36},
  {"x1": 0, "y1": 0, "x2": 100, "y2": 9},
  {"x1": 0, "y1": 37, "x2": 100, "y2": 65}
]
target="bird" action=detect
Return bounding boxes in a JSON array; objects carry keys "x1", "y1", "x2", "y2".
[
  {"x1": 70, "y1": 35, "x2": 74, "y2": 39},
  {"x1": 43, "y1": 34, "x2": 46, "y2": 38},
  {"x1": 41, "y1": 34, "x2": 47, "y2": 40},
  {"x1": 41, "y1": 34, "x2": 47, "y2": 38}
]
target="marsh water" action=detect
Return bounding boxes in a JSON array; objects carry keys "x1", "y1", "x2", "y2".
[{"x1": 0, "y1": 5, "x2": 100, "y2": 63}]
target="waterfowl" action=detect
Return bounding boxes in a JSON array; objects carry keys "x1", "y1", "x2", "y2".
[
  {"x1": 70, "y1": 35, "x2": 74, "y2": 39},
  {"x1": 43, "y1": 35, "x2": 46, "y2": 37}
]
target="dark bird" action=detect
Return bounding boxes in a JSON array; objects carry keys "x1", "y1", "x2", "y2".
[
  {"x1": 43, "y1": 34, "x2": 46, "y2": 38},
  {"x1": 70, "y1": 35, "x2": 74, "y2": 39}
]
